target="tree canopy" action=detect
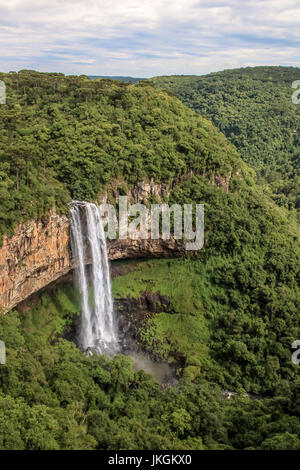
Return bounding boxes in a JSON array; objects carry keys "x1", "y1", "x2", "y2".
[{"x1": 152, "y1": 66, "x2": 300, "y2": 216}]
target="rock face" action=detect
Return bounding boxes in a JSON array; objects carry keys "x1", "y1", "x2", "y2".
[
  {"x1": 116, "y1": 290, "x2": 173, "y2": 352},
  {"x1": 1, "y1": 171, "x2": 226, "y2": 313},
  {"x1": 0, "y1": 212, "x2": 70, "y2": 313},
  {"x1": 108, "y1": 238, "x2": 184, "y2": 260},
  {"x1": 0, "y1": 210, "x2": 185, "y2": 313}
]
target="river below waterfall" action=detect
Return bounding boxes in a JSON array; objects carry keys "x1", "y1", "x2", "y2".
[
  {"x1": 126, "y1": 351, "x2": 175, "y2": 384},
  {"x1": 70, "y1": 200, "x2": 177, "y2": 386}
]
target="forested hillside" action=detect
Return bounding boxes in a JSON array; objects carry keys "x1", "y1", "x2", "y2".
[
  {"x1": 0, "y1": 70, "x2": 241, "y2": 242},
  {"x1": 152, "y1": 67, "x2": 300, "y2": 215},
  {"x1": 1, "y1": 293, "x2": 300, "y2": 450},
  {"x1": 0, "y1": 71, "x2": 299, "y2": 450},
  {"x1": 89, "y1": 76, "x2": 146, "y2": 84}
]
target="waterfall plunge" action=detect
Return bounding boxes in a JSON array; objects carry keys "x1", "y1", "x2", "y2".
[{"x1": 70, "y1": 201, "x2": 119, "y2": 356}]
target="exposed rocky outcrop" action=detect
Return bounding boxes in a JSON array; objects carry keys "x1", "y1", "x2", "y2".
[
  {"x1": 0, "y1": 172, "x2": 230, "y2": 313},
  {"x1": 0, "y1": 211, "x2": 185, "y2": 314},
  {"x1": 118, "y1": 291, "x2": 172, "y2": 330},
  {"x1": 108, "y1": 237, "x2": 184, "y2": 260},
  {"x1": 0, "y1": 212, "x2": 70, "y2": 313},
  {"x1": 116, "y1": 291, "x2": 172, "y2": 353},
  {"x1": 129, "y1": 180, "x2": 170, "y2": 203},
  {"x1": 116, "y1": 290, "x2": 185, "y2": 370},
  {"x1": 97, "y1": 178, "x2": 170, "y2": 205}
]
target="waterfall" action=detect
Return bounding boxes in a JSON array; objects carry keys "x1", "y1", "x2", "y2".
[{"x1": 70, "y1": 201, "x2": 119, "y2": 356}]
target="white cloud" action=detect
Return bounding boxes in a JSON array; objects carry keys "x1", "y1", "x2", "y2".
[{"x1": 0, "y1": 0, "x2": 299, "y2": 75}]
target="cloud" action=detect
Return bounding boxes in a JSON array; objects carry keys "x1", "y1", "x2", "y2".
[{"x1": 0, "y1": 0, "x2": 299, "y2": 76}]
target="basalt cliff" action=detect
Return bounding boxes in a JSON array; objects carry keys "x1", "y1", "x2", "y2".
[
  {"x1": 0, "y1": 174, "x2": 230, "y2": 313},
  {"x1": 0, "y1": 210, "x2": 184, "y2": 313}
]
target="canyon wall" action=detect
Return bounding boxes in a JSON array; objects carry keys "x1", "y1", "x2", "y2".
[
  {"x1": 0, "y1": 210, "x2": 184, "y2": 313},
  {"x1": 0, "y1": 173, "x2": 229, "y2": 313},
  {"x1": 0, "y1": 212, "x2": 70, "y2": 313}
]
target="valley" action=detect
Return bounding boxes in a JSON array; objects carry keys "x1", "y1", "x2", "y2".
[{"x1": 0, "y1": 69, "x2": 299, "y2": 450}]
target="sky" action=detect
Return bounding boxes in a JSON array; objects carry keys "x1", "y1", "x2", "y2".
[{"x1": 0, "y1": 0, "x2": 300, "y2": 77}]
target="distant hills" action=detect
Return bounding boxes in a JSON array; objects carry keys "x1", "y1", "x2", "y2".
[
  {"x1": 88, "y1": 75, "x2": 146, "y2": 84},
  {"x1": 152, "y1": 66, "x2": 300, "y2": 214}
]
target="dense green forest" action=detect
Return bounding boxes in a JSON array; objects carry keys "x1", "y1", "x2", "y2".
[
  {"x1": 152, "y1": 67, "x2": 300, "y2": 216},
  {"x1": 0, "y1": 275, "x2": 299, "y2": 450},
  {"x1": 0, "y1": 70, "x2": 241, "y2": 242},
  {"x1": 0, "y1": 71, "x2": 299, "y2": 449}
]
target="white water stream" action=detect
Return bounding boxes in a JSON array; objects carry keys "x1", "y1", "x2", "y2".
[{"x1": 70, "y1": 201, "x2": 119, "y2": 356}]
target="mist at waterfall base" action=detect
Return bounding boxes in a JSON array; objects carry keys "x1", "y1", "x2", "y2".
[{"x1": 70, "y1": 201, "x2": 174, "y2": 384}]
